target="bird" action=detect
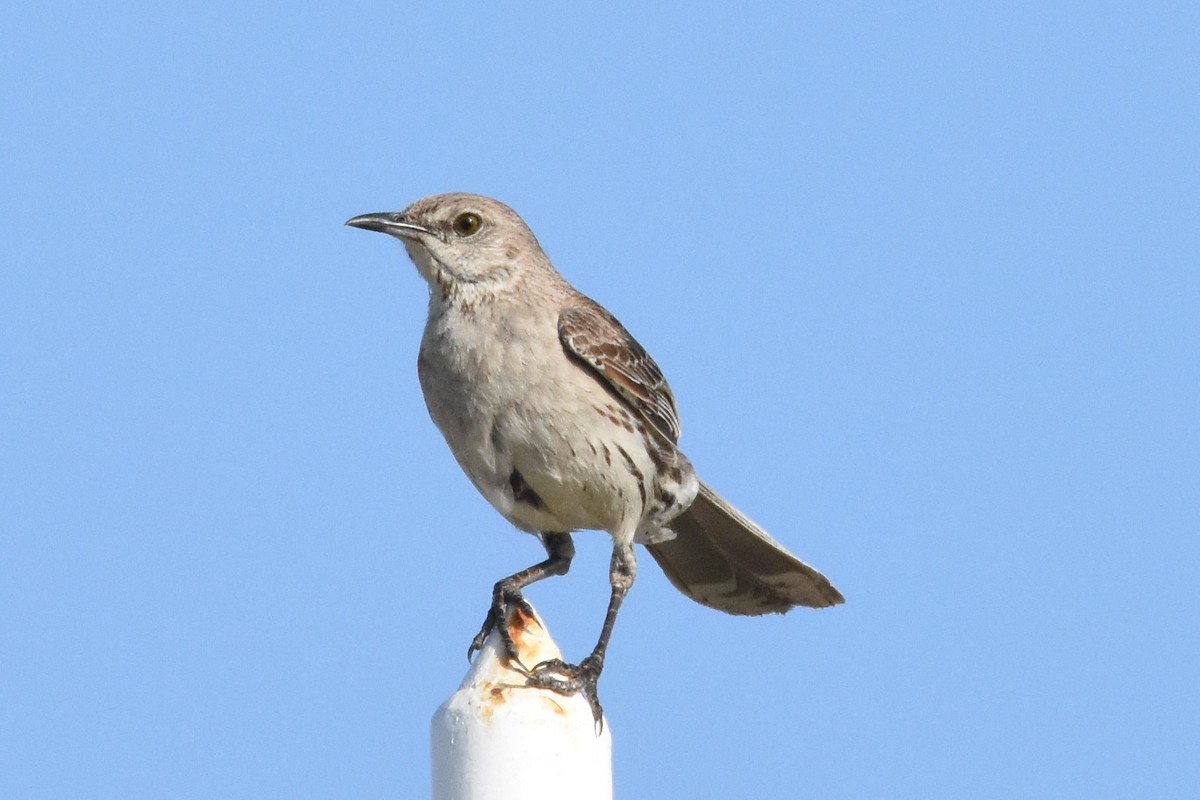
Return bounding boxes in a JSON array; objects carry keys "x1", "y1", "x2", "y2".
[{"x1": 347, "y1": 193, "x2": 843, "y2": 719}]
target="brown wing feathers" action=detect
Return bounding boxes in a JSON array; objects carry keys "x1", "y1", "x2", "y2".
[{"x1": 558, "y1": 301, "x2": 682, "y2": 444}]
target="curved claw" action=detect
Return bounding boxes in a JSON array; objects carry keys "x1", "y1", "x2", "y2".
[
  {"x1": 466, "y1": 605, "x2": 498, "y2": 661},
  {"x1": 466, "y1": 586, "x2": 535, "y2": 667},
  {"x1": 526, "y1": 655, "x2": 605, "y2": 725}
]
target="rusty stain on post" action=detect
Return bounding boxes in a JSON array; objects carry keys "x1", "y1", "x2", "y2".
[{"x1": 431, "y1": 603, "x2": 613, "y2": 800}]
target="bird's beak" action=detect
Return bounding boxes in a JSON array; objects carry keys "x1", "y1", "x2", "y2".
[{"x1": 345, "y1": 212, "x2": 432, "y2": 241}]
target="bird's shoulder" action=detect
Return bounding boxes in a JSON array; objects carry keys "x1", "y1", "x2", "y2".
[{"x1": 557, "y1": 297, "x2": 682, "y2": 444}]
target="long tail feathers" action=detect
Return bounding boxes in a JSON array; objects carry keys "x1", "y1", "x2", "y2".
[{"x1": 645, "y1": 481, "x2": 844, "y2": 615}]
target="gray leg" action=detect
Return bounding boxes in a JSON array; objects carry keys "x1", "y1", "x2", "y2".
[
  {"x1": 528, "y1": 541, "x2": 637, "y2": 724},
  {"x1": 468, "y1": 532, "x2": 575, "y2": 664}
]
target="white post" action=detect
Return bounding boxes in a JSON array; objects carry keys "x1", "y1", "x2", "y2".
[{"x1": 430, "y1": 605, "x2": 613, "y2": 800}]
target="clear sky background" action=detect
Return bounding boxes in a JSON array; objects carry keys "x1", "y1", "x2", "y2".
[{"x1": 3, "y1": 3, "x2": 1197, "y2": 798}]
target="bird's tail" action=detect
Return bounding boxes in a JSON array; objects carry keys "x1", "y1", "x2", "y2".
[{"x1": 645, "y1": 481, "x2": 844, "y2": 614}]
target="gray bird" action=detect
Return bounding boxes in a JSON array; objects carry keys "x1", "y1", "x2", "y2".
[{"x1": 347, "y1": 194, "x2": 843, "y2": 718}]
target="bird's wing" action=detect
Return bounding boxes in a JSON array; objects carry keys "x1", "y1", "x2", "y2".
[{"x1": 558, "y1": 300, "x2": 682, "y2": 444}]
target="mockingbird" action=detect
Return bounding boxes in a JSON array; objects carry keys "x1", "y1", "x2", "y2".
[{"x1": 347, "y1": 193, "x2": 843, "y2": 718}]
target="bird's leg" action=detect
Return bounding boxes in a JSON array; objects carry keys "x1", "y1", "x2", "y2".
[
  {"x1": 528, "y1": 542, "x2": 636, "y2": 723},
  {"x1": 468, "y1": 532, "x2": 574, "y2": 667}
]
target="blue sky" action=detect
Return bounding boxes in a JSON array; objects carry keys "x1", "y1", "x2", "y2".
[{"x1": 3, "y1": 3, "x2": 1197, "y2": 798}]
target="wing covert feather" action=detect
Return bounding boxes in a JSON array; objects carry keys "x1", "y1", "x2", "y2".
[{"x1": 558, "y1": 302, "x2": 681, "y2": 443}]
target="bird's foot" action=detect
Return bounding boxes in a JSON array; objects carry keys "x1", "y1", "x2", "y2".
[
  {"x1": 527, "y1": 655, "x2": 605, "y2": 724},
  {"x1": 467, "y1": 584, "x2": 535, "y2": 667}
]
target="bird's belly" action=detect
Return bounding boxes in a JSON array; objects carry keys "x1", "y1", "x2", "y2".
[
  {"x1": 499, "y1": 403, "x2": 653, "y2": 535},
  {"x1": 418, "y1": 340, "x2": 654, "y2": 537}
]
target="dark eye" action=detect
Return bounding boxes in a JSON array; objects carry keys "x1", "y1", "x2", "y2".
[{"x1": 452, "y1": 212, "x2": 482, "y2": 237}]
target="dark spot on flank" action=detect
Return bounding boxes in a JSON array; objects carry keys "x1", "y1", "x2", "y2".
[
  {"x1": 646, "y1": 444, "x2": 669, "y2": 473},
  {"x1": 616, "y1": 445, "x2": 647, "y2": 506},
  {"x1": 509, "y1": 469, "x2": 545, "y2": 510}
]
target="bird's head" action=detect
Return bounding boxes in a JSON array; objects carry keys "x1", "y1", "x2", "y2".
[{"x1": 347, "y1": 193, "x2": 548, "y2": 296}]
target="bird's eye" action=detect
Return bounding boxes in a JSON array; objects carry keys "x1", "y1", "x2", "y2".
[{"x1": 452, "y1": 212, "x2": 482, "y2": 237}]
